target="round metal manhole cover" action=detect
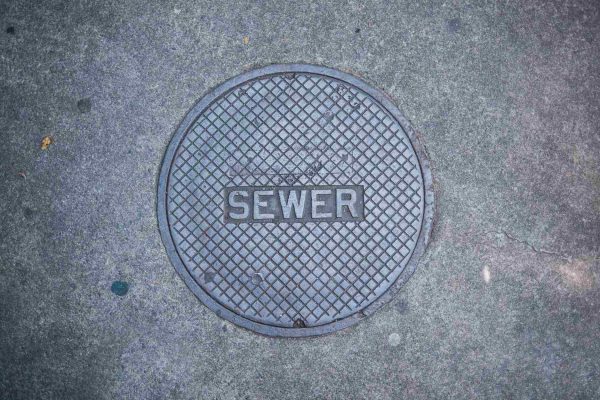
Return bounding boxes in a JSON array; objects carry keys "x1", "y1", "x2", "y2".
[{"x1": 158, "y1": 64, "x2": 433, "y2": 337}]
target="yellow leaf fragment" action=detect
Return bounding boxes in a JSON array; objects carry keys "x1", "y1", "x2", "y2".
[
  {"x1": 40, "y1": 135, "x2": 53, "y2": 150},
  {"x1": 242, "y1": 36, "x2": 250, "y2": 45}
]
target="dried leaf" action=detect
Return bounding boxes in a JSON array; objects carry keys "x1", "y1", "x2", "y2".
[
  {"x1": 40, "y1": 135, "x2": 53, "y2": 150},
  {"x1": 242, "y1": 36, "x2": 250, "y2": 45}
]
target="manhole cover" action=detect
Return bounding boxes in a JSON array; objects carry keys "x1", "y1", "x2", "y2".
[{"x1": 158, "y1": 64, "x2": 433, "y2": 337}]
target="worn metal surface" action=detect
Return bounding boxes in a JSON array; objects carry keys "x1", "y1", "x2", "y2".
[{"x1": 158, "y1": 65, "x2": 433, "y2": 336}]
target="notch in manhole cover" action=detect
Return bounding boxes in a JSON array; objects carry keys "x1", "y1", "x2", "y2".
[{"x1": 157, "y1": 64, "x2": 434, "y2": 337}]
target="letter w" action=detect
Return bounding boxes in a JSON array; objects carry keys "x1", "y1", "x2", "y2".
[{"x1": 279, "y1": 190, "x2": 306, "y2": 218}]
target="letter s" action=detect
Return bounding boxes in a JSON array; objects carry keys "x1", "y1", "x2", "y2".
[{"x1": 228, "y1": 190, "x2": 249, "y2": 220}]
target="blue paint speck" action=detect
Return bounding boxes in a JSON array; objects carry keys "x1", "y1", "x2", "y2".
[{"x1": 111, "y1": 281, "x2": 129, "y2": 296}]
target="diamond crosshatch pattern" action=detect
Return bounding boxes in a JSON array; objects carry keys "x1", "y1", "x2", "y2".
[{"x1": 165, "y1": 70, "x2": 425, "y2": 330}]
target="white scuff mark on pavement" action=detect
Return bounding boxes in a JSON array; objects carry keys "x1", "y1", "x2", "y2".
[
  {"x1": 388, "y1": 333, "x2": 401, "y2": 347},
  {"x1": 482, "y1": 266, "x2": 491, "y2": 283}
]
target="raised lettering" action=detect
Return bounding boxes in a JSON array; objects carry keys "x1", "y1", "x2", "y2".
[
  {"x1": 224, "y1": 186, "x2": 363, "y2": 224},
  {"x1": 311, "y1": 189, "x2": 332, "y2": 219},
  {"x1": 336, "y1": 188, "x2": 358, "y2": 218},
  {"x1": 279, "y1": 190, "x2": 306, "y2": 218},
  {"x1": 228, "y1": 190, "x2": 249, "y2": 220},
  {"x1": 253, "y1": 190, "x2": 274, "y2": 219}
]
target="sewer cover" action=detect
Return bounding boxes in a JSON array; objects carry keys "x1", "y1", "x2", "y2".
[{"x1": 157, "y1": 64, "x2": 433, "y2": 337}]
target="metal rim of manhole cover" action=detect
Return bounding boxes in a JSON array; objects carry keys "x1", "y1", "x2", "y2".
[{"x1": 157, "y1": 64, "x2": 434, "y2": 337}]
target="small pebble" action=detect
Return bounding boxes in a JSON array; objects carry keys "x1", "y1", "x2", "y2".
[
  {"x1": 111, "y1": 281, "x2": 129, "y2": 296},
  {"x1": 77, "y1": 98, "x2": 92, "y2": 113}
]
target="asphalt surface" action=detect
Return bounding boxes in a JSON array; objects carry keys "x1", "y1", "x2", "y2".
[{"x1": 1, "y1": 1, "x2": 599, "y2": 399}]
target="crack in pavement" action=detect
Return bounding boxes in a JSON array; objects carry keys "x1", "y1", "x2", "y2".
[{"x1": 493, "y1": 230, "x2": 573, "y2": 261}]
